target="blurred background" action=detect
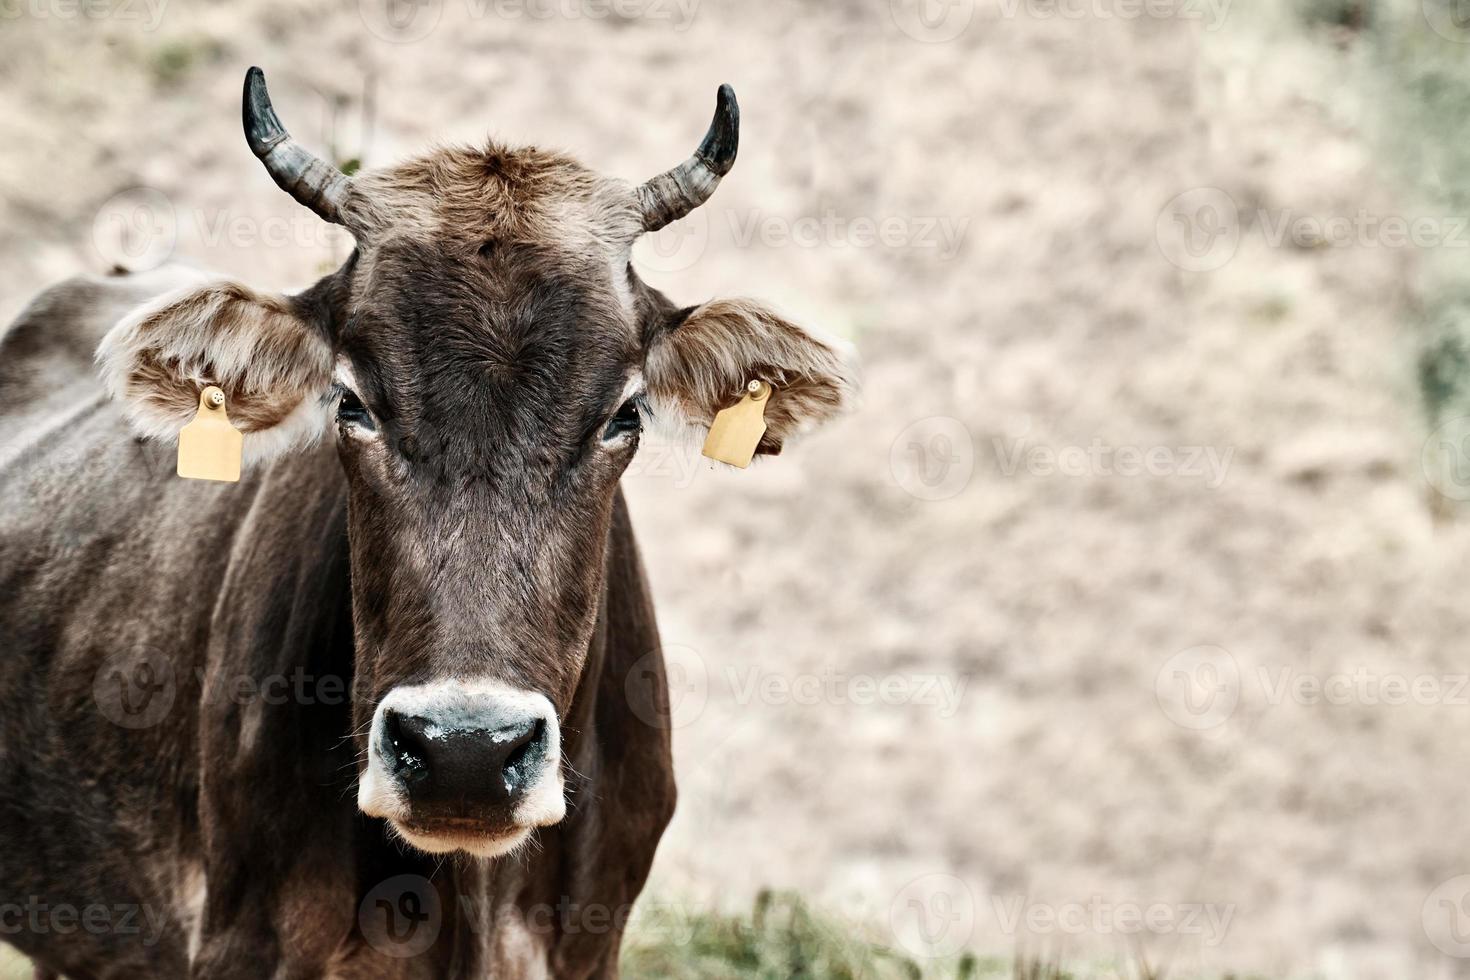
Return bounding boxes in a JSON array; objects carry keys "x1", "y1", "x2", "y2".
[{"x1": 4, "y1": 0, "x2": 1470, "y2": 977}]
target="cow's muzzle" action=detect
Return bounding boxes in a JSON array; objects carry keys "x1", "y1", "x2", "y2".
[{"x1": 357, "y1": 680, "x2": 566, "y2": 857}]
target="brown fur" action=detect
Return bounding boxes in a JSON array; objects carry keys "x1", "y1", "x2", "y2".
[
  {"x1": 96, "y1": 278, "x2": 334, "y2": 462},
  {"x1": 646, "y1": 297, "x2": 858, "y2": 453}
]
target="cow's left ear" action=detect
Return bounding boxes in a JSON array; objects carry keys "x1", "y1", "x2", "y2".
[
  {"x1": 644, "y1": 298, "x2": 858, "y2": 456},
  {"x1": 97, "y1": 279, "x2": 334, "y2": 465}
]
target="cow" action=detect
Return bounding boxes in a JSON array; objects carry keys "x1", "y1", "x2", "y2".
[{"x1": 0, "y1": 67, "x2": 855, "y2": 979}]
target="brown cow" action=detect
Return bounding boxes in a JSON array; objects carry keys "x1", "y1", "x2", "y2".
[{"x1": 0, "y1": 68, "x2": 854, "y2": 978}]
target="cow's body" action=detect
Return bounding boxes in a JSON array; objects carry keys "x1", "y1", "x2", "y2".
[{"x1": 0, "y1": 269, "x2": 676, "y2": 978}]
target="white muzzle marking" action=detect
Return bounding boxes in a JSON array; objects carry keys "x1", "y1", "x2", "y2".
[{"x1": 357, "y1": 679, "x2": 566, "y2": 859}]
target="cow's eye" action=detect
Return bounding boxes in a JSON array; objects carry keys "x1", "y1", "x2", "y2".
[
  {"x1": 603, "y1": 398, "x2": 642, "y2": 441},
  {"x1": 336, "y1": 389, "x2": 374, "y2": 430}
]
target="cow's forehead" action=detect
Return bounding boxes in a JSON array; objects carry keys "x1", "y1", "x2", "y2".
[
  {"x1": 336, "y1": 234, "x2": 638, "y2": 452},
  {"x1": 351, "y1": 141, "x2": 644, "y2": 251},
  {"x1": 328, "y1": 143, "x2": 647, "y2": 448}
]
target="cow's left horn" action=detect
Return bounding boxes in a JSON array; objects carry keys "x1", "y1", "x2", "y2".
[
  {"x1": 636, "y1": 84, "x2": 739, "y2": 232},
  {"x1": 243, "y1": 67, "x2": 352, "y2": 226}
]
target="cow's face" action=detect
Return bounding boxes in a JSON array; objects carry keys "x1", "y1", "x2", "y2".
[{"x1": 98, "y1": 69, "x2": 855, "y2": 858}]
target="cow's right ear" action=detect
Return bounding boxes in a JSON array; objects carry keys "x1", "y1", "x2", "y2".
[{"x1": 97, "y1": 279, "x2": 334, "y2": 465}]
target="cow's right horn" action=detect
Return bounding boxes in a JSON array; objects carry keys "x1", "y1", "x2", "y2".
[
  {"x1": 636, "y1": 84, "x2": 739, "y2": 232},
  {"x1": 243, "y1": 67, "x2": 352, "y2": 226}
]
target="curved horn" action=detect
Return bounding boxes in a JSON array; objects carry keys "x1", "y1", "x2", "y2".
[
  {"x1": 242, "y1": 67, "x2": 351, "y2": 226},
  {"x1": 637, "y1": 84, "x2": 739, "y2": 232}
]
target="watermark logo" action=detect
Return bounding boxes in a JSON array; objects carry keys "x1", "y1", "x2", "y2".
[
  {"x1": 1156, "y1": 187, "x2": 1240, "y2": 272},
  {"x1": 1424, "y1": 875, "x2": 1470, "y2": 958},
  {"x1": 358, "y1": 0, "x2": 444, "y2": 41},
  {"x1": 728, "y1": 209, "x2": 968, "y2": 259},
  {"x1": 993, "y1": 436, "x2": 1233, "y2": 487},
  {"x1": 1423, "y1": 0, "x2": 1470, "y2": 43},
  {"x1": 623, "y1": 438, "x2": 704, "y2": 489},
  {"x1": 1422, "y1": 417, "x2": 1470, "y2": 502},
  {"x1": 199, "y1": 667, "x2": 347, "y2": 707},
  {"x1": 360, "y1": 0, "x2": 697, "y2": 42},
  {"x1": 632, "y1": 210, "x2": 709, "y2": 274},
  {"x1": 0, "y1": 0, "x2": 168, "y2": 29},
  {"x1": 891, "y1": 874, "x2": 976, "y2": 958},
  {"x1": 725, "y1": 667, "x2": 967, "y2": 718},
  {"x1": 360, "y1": 874, "x2": 442, "y2": 958},
  {"x1": 990, "y1": 895, "x2": 1235, "y2": 945},
  {"x1": 1155, "y1": 645, "x2": 1240, "y2": 731},
  {"x1": 625, "y1": 647, "x2": 966, "y2": 728},
  {"x1": 1160, "y1": 187, "x2": 1470, "y2": 272},
  {"x1": 0, "y1": 898, "x2": 166, "y2": 945},
  {"x1": 889, "y1": 0, "x2": 974, "y2": 42},
  {"x1": 92, "y1": 187, "x2": 176, "y2": 272},
  {"x1": 92, "y1": 644, "x2": 177, "y2": 730},
  {"x1": 625, "y1": 643, "x2": 708, "y2": 730},
  {"x1": 1157, "y1": 651, "x2": 1470, "y2": 731},
  {"x1": 996, "y1": 0, "x2": 1230, "y2": 30},
  {"x1": 891, "y1": 416, "x2": 975, "y2": 501}
]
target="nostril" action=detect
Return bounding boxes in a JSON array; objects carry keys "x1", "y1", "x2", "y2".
[
  {"x1": 503, "y1": 718, "x2": 542, "y2": 773},
  {"x1": 381, "y1": 710, "x2": 431, "y2": 785},
  {"x1": 500, "y1": 718, "x2": 546, "y2": 800}
]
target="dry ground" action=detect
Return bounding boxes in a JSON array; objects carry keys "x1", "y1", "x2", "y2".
[{"x1": 0, "y1": 0, "x2": 1465, "y2": 977}]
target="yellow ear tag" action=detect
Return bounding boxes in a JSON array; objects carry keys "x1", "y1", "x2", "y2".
[
  {"x1": 701, "y1": 380, "x2": 773, "y2": 469},
  {"x1": 177, "y1": 386, "x2": 243, "y2": 483}
]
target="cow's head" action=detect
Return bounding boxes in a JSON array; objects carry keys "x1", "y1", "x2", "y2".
[{"x1": 98, "y1": 68, "x2": 855, "y2": 858}]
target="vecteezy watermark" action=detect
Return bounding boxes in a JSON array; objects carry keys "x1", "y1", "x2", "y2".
[
  {"x1": 0, "y1": 898, "x2": 167, "y2": 945},
  {"x1": 1157, "y1": 646, "x2": 1470, "y2": 731},
  {"x1": 461, "y1": 894, "x2": 690, "y2": 942},
  {"x1": 1255, "y1": 668, "x2": 1470, "y2": 708},
  {"x1": 1422, "y1": 416, "x2": 1470, "y2": 502},
  {"x1": 358, "y1": 882, "x2": 689, "y2": 956},
  {"x1": 93, "y1": 661, "x2": 353, "y2": 728},
  {"x1": 624, "y1": 645, "x2": 966, "y2": 729},
  {"x1": 993, "y1": 436, "x2": 1234, "y2": 488},
  {"x1": 632, "y1": 210, "x2": 708, "y2": 274},
  {"x1": 92, "y1": 644, "x2": 177, "y2": 730},
  {"x1": 93, "y1": 192, "x2": 360, "y2": 272},
  {"x1": 360, "y1": 875, "x2": 442, "y2": 958},
  {"x1": 1156, "y1": 645, "x2": 1241, "y2": 731},
  {"x1": 996, "y1": 0, "x2": 1230, "y2": 29},
  {"x1": 1423, "y1": 0, "x2": 1470, "y2": 44},
  {"x1": 891, "y1": 416, "x2": 975, "y2": 501},
  {"x1": 725, "y1": 666, "x2": 968, "y2": 718},
  {"x1": 357, "y1": 0, "x2": 698, "y2": 43},
  {"x1": 92, "y1": 187, "x2": 177, "y2": 272},
  {"x1": 622, "y1": 439, "x2": 705, "y2": 489},
  {"x1": 1158, "y1": 187, "x2": 1470, "y2": 272},
  {"x1": 633, "y1": 208, "x2": 969, "y2": 275},
  {"x1": 891, "y1": 874, "x2": 977, "y2": 959},
  {"x1": 890, "y1": 0, "x2": 974, "y2": 42},
  {"x1": 192, "y1": 209, "x2": 351, "y2": 253},
  {"x1": 198, "y1": 668, "x2": 348, "y2": 708},
  {"x1": 1425, "y1": 875, "x2": 1470, "y2": 958},
  {"x1": 889, "y1": 876, "x2": 1233, "y2": 960},
  {"x1": 625, "y1": 643, "x2": 709, "y2": 731},
  {"x1": 989, "y1": 895, "x2": 1235, "y2": 946},
  {"x1": 727, "y1": 209, "x2": 969, "y2": 260},
  {"x1": 890, "y1": 0, "x2": 1227, "y2": 43},
  {"x1": 0, "y1": 0, "x2": 167, "y2": 29},
  {"x1": 1156, "y1": 187, "x2": 1241, "y2": 272}
]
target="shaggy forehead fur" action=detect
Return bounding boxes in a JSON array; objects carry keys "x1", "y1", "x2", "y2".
[
  {"x1": 338, "y1": 142, "x2": 649, "y2": 471},
  {"x1": 349, "y1": 142, "x2": 644, "y2": 252}
]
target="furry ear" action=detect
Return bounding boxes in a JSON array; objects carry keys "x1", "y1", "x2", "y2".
[
  {"x1": 644, "y1": 299, "x2": 857, "y2": 456},
  {"x1": 97, "y1": 279, "x2": 333, "y2": 465}
]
